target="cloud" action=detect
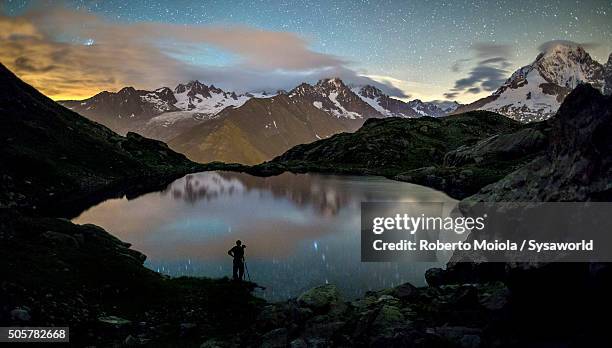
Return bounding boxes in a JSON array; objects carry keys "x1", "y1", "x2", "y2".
[
  {"x1": 538, "y1": 40, "x2": 600, "y2": 53},
  {"x1": 14, "y1": 56, "x2": 55, "y2": 72},
  {"x1": 365, "y1": 74, "x2": 460, "y2": 101},
  {"x1": 445, "y1": 41, "x2": 513, "y2": 99},
  {"x1": 0, "y1": 6, "x2": 391, "y2": 99},
  {"x1": 450, "y1": 58, "x2": 470, "y2": 73},
  {"x1": 451, "y1": 62, "x2": 509, "y2": 93},
  {"x1": 453, "y1": 65, "x2": 508, "y2": 91},
  {"x1": 478, "y1": 57, "x2": 511, "y2": 68},
  {"x1": 470, "y1": 42, "x2": 513, "y2": 58}
]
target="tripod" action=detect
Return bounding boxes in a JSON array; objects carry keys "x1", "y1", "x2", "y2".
[{"x1": 244, "y1": 259, "x2": 251, "y2": 282}]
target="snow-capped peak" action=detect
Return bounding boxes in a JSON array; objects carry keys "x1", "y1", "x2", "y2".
[
  {"x1": 352, "y1": 84, "x2": 456, "y2": 118},
  {"x1": 406, "y1": 99, "x2": 447, "y2": 117},
  {"x1": 288, "y1": 78, "x2": 378, "y2": 119},
  {"x1": 533, "y1": 43, "x2": 603, "y2": 90},
  {"x1": 172, "y1": 80, "x2": 250, "y2": 115},
  {"x1": 465, "y1": 42, "x2": 608, "y2": 123},
  {"x1": 356, "y1": 85, "x2": 386, "y2": 99},
  {"x1": 429, "y1": 100, "x2": 461, "y2": 113},
  {"x1": 319, "y1": 77, "x2": 344, "y2": 89}
]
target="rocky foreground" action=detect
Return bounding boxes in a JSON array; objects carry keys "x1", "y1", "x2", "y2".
[{"x1": 234, "y1": 281, "x2": 511, "y2": 347}]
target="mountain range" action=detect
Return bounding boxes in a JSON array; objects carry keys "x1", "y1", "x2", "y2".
[
  {"x1": 59, "y1": 42, "x2": 611, "y2": 164},
  {"x1": 60, "y1": 78, "x2": 457, "y2": 138},
  {"x1": 60, "y1": 78, "x2": 456, "y2": 164},
  {"x1": 454, "y1": 43, "x2": 612, "y2": 122}
]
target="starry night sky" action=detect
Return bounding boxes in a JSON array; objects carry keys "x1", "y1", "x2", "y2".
[{"x1": 1, "y1": 0, "x2": 611, "y2": 102}]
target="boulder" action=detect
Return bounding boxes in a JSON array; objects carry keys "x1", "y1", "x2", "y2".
[
  {"x1": 391, "y1": 282, "x2": 417, "y2": 300},
  {"x1": 371, "y1": 305, "x2": 405, "y2": 334},
  {"x1": 10, "y1": 308, "x2": 31, "y2": 322},
  {"x1": 297, "y1": 284, "x2": 341, "y2": 311}
]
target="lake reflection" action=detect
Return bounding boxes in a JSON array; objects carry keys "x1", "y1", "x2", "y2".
[{"x1": 73, "y1": 171, "x2": 458, "y2": 300}]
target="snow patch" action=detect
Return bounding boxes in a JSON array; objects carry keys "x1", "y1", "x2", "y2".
[
  {"x1": 327, "y1": 92, "x2": 361, "y2": 119},
  {"x1": 352, "y1": 87, "x2": 392, "y2": 116}
]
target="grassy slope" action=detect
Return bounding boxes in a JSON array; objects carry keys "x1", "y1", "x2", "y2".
[{"x1": 168, "y1": 95, "x2": 358, "y2": 165}]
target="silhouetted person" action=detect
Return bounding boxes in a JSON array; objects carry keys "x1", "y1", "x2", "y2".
[{"x1": 228, "y1": 240, "x2": 246, "y2": 280}]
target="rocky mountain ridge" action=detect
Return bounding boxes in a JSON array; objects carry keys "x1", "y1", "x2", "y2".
[
  {"x1": 60, "y1": 78, "x2": 458, "y2": 137},
  {"x1": 455, "y1": 43, "x2": 611, "y2": 122}
]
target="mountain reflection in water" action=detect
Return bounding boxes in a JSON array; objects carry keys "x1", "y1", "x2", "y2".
[{"x1": 73, "y1": 171, "x2": 458, "y2": 300}]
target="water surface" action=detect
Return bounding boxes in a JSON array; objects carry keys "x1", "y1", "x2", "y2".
[{"x1": 74, "y1": 171, "x2": 458, "y2": 300}]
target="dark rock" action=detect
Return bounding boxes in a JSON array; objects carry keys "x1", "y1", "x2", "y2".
[
  {"x1": 98, "y1": 315, "x2": 132, "y2": 327},
  {"x1": 289, "y1": 338, "x2": 308, "y2": 348},
  {"x1": 460, "y1": 334, "x2": 481, "y2": 348},
  {"x1": 478, "y1": 282, "x2": 510, "y2": 311},
  {"x1": 604, "y1": 53, "x2": 612, "y2": 96},
  {"x1": 10, "y1": 308, "x2": 31, "y2": 322},
  {"x1": 371, "y1": 305, "x2": 405, "y2": 334},
  {"x1": 200, "y1": 339, "x2": 223, "y2": 348},
  {"x1": 42, "y1": 231, "x2": 80, "y2": 248},
  {"x1": 303, "y1": 318, "x2": 345, "y2": 339},
  {"x1": 179, "y1": 322, "x2": 197, "y2": 336},
  {"x1": 429, "y1": 326, "x2": 482, "y2": 345},
  {"x1": 260, "y1": 328, "x2": 288, "y2": 348},
  {"x1": 124, "y1": 335, "x2": 139, "y2": 346},
  {"x1": 465, "y1": 84, "x2": 612, "y2": 203},
  {"x1": 444, "y1": 127, "x2": 546, "y2": 166},
  {"x1": 425, "y1": 268, "x2": 447, "y2": 287},
  {"x1": 448, "y1": 285, "x2": 479, "y2": 308},
  {"x1": 256, "y1": 304, "x2": 288, "y2": 331},
  {"x1": 297, "y1": 284, "x2": 341, "y2": 312}
]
